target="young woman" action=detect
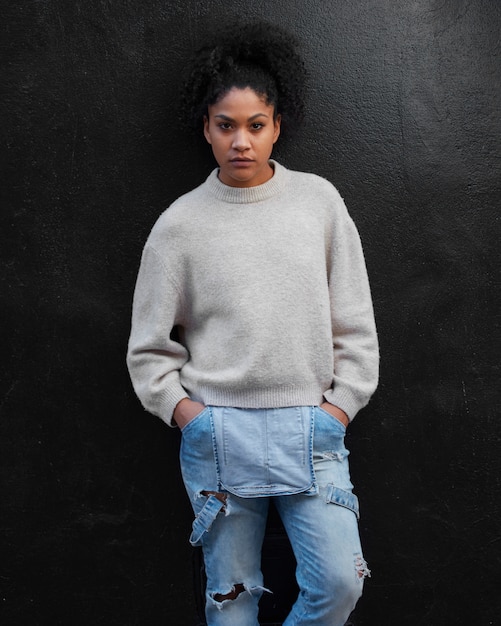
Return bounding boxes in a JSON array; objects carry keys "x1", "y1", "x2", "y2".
[{"x1": 127, "y1": 22, "x2": 379, "y2": 626}]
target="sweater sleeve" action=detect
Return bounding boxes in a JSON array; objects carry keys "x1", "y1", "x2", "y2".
[
  {"x1": 126, "y1": 244, "x2": 189, "y2": 426},
  {"x1": 322, "y1": 191, "x2": 379, "y2": 420}
]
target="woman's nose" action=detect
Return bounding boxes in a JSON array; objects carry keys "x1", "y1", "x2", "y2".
[{"x1": 232, "y1": 130, "x2": 251, "y2": 151}]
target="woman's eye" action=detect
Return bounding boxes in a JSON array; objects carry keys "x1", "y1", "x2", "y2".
[
  {"x1": 251, "y1": 123, "x2": 263, "y2": 130},
  {"x1": 219, "y1": 123, "x2": 232, "y2": 130}
]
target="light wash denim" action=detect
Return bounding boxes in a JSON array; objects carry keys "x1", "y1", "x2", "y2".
[{"x1": 180, "y1": 405, "x2": 370, "y2": 626}]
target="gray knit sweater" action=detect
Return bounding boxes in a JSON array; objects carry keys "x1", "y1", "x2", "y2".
[{"x1": 127, "y1": 161, "x2": 379, "y2": 426}]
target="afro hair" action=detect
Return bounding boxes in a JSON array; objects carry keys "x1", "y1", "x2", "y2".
[{"x1": 180, "y1": 21, "x2": 306, "y2": 136}]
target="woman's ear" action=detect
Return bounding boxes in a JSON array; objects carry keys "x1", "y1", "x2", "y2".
[
  {"x1": 273, "y1": 114, "x2": 282, "y2": 144},
  {"x1": 203, "y1": 115, "x2": 212, "y2": 144}
]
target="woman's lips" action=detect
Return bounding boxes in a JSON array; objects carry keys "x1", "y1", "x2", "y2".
[{"x1": 230, "y1": 158, "x2": 254, "y2": 167}]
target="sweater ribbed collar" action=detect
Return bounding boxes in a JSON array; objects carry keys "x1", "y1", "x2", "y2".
[{"x1": 205, "y1": 160, "x2": 287, "y2": 204}]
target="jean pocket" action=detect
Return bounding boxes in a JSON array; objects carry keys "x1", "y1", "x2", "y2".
[
  {"x1": 313, "y1": 405, "x2": 348, "y2": 461},
  {"x1": 179, "y1": 407, "x2": 217, "y2": 496}
]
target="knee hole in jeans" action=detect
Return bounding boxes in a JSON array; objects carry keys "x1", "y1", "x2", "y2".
[{"x1": 212, "y1": 582, "x2": 245, "y2": 603}]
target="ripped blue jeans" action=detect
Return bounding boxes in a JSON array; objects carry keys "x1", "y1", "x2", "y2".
[{"x1": 180, "y1": 406, "x2": 370, "y2": 626}]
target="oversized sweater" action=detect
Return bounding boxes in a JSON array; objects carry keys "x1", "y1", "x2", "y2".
[{"x1": 127, "y1": 161, "x2": 379, "y2": 426}]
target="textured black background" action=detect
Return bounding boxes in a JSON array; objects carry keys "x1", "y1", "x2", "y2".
[{"x1": 2, "y1": 1, "x2": 500, "y2": 624}]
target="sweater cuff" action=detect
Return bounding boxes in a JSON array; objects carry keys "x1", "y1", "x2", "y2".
[
  {"x1": 323, "y1": 386, "x2": 363, "y2": 422},
  {"x1": 160, "y1": 385, "x2": 190, "y2": 427}
]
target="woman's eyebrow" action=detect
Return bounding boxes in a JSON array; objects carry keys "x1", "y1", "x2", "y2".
[{"x1": 214, "y1": 112, "x2": 270, "y2": 122}]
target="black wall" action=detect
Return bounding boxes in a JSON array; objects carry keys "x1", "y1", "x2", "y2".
[{"x1": 2, "y1": 1, "x2": 500, "y2": 624}]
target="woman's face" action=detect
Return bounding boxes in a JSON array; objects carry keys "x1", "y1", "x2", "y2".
[{"x1": 203, "y1": 87, "x2": 281, "y2": 187}]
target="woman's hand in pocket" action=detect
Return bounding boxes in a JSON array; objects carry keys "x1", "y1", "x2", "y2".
[
  {"x1": 173, "y1": 398, "x2": 206, "y2": 429},
  {"x1": 320, "y1": 402, "x2": 350, "y2": 428}
]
